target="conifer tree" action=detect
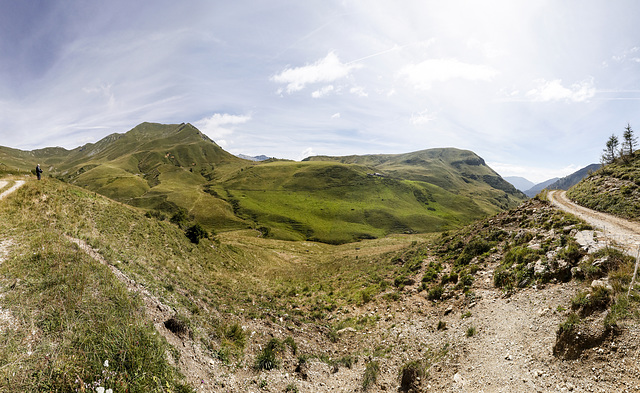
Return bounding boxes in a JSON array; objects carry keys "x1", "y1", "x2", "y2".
[
  {"x1": 622, "y1": 122, "x2": 637, "y2": 157},
  {"x1": 601, "y1": 134, "x2": 619, "y2": 165}
]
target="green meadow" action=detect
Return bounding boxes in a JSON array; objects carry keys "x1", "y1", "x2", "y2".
[{"x1": 0, "y1": 122, "x2": 526, "y2": 244}]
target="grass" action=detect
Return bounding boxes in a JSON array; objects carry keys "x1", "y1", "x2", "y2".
[
  {"x1": 0, "y1": 226, "x2": 191, "y2": 391},
  {"x1": 220, "y1": 160, "x2": 495, "y2": 243},
  {"x1": 567, "y1": 151, "x2": 640, "y2": 220},
  {"x1": 0, "y1": 178, "x2": 435, "y2": 390},
  {"x1": 362, "y1": 360, "x2": 380, "y2": 390},
  {"x1": 2, "y1": 124, "x2": 527, "y2": 245},
  {"x1": 466, "y1": 326, "x2": 477, "y2": 337}
]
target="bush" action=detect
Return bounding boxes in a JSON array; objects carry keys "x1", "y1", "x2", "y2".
[
  {"x1": 170, "y1": 208, "x2": 189, "y2": 228},
  {"x1": 428, "y1": 285, "x2": 444, "y2": 301},
  {"x1": 185, "y1": 223, "x2": 208, "y2": 244},
  {"x1": 493, "y1": 267, "x2": 514, "y2": 288}
]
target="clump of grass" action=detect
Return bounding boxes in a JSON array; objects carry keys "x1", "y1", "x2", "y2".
[
  {"x1": 255, "y1": 338, "x2": 284, "y2": 371},
  {"x1": 558, "y1": 312, "x2": 581, "y2": 333},
  {"x1": 283, "y1": 336, "x2": 297, "y2": 355},
  {"x1": 285, "y1": 383, "x2": 299, "y2": 392},
  {"x1": 437, "y1": 320, "x2": 447, "y2": 330},
  {"x1": 571, "y1": 286, "x2": 611, "y2": 317},
  {"x1": 362, "y1": 360, "x2": 380, "y2": 390},
  {"x1": 399, "y1": 360, "x2": 427, "y2": 392},
  {"x1": 466, "y1": 326, "x2": 477, "y2": 337},
  {"x1": 209, "y1": 321, "x2": 246, "y2": 363}
]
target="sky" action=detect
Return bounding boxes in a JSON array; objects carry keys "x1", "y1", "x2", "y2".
[{"x1": 2, "y1": 1, "x2": 640, "y2": 183}]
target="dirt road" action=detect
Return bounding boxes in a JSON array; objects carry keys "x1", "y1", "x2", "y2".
[
  {"x1": 548, "y1": 190, "x2": 640, "y2": 256},
  {"x1": 0, "y1": 180, "x2": 25, "y2": 200}
]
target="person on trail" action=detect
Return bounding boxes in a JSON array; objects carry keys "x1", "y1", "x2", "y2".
[{"x1": 35, "y1": 164, "x2": 43, "y2": 180}]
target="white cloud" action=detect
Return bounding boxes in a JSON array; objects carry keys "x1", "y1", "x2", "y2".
[
  {"x1": 83, "y1": 82, "x2": 116, "y2": 108},
  {"x1": 271, "y1": 51, "x2": 362, "y2": 93},
  {"x1": 299, "y1": 147, "x2": 315, "y2": 160},
  {"x1": 612, "y1": 46, "x2": 640, "y2": 63},
  {"x1": 331, "y1": 112, "x2": 341, "y2": 119},
  {"x1": 410, "y1": 109, "x2": 437, "y2": 125},
  {"x1": 350, "y1": 86, "x2": 368, "y2": 97},
  {"x1": 525, "y1": 78, "x2": 595, "y2": 102},
  {"x1": 194, "y1": 113, "x2": 251, "y2": 141},
  {"x1": 398, "y1": 58, "x2": 498, "y2": 90},
  {"x1": 467, "y1": 39, "x2": 505, "y2": 59},
  {"x1": 311, "y1": 85, "x2": 335, "y2": 98}
]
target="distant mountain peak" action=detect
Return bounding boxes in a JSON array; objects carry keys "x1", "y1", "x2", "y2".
[{"x1": 237, "y1": 154, "x2": 270, "y2": 161}]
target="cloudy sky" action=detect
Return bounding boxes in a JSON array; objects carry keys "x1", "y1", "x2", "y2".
[{"x1": 2, "y1": 0, "x2": 640, "y2": 182}]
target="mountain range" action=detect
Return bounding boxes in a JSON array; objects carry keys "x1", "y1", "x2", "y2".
[
  {"x1": 0, "y1": 122, "x2": 526, "y2": 244},
  {"x1": 505, "y1": 163, "x2": 600, "y2": 197}
]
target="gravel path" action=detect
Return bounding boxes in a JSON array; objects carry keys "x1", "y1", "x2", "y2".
[
  {"x1": 548, "y1": 190, "x2": 640, "y2": 256},
  {"x1": 0, "y1": 180, "x2": 25, "y2": 200}
]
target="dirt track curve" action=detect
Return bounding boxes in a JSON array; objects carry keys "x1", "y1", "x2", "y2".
[
  {"x1": 0, "y1": 180, "x2": 25, "y2": 200},
  {"x1": 548, "y1": 190, "x2": 640, "y2": 256}
]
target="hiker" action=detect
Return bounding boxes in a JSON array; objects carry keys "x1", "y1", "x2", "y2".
[{"x1": 35, "y1": 164, "x2": 43, "y2": 180}]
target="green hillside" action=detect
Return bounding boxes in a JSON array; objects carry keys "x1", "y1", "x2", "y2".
[
  {"x1": 215, "y1": 159, "x2": 513, "y2": 243},
  {"x1": 0, "y1": 123, "x2": 526, "y2": 243},
  {"x1": 0, "y1": 178, "x2": 432, "y2": 391},
  {"x1": 567, "y1": 151, "x2": 640, "y2": 220},
  {"x1": 305, "y1": 148, "x2": 525, "y2": 210}
]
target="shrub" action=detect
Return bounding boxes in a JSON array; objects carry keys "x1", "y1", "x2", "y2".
[
  {"x1": 493, "y1": 267, "x2": 514, "y2": 288},
  {"x1": 422, "y1": 269, "x2": 439, "y2": 283},
  {"x1": 170, "y1": 208, "x2": 189, "y2": 228},
  {"x1": 185, "y1": 223, "x2": 208, "y2": 244},
  {"x1": 428, "y1": 285, "x2": 444, "y2": 301}
]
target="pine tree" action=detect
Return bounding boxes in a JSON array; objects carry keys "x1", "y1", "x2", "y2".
[
  {"x1": 622, "y1": 123, "x2": 637, "y2": 157},
  {"x1": 601, "y1": 134, "x2": 619, "y2": 165}
]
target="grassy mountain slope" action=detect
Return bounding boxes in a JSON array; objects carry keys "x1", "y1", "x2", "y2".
[
  {"x1": 305, "y1": 148, "x2": 525, "y2": 210},
  {"x1": 215, "y1": 160, "x2": 491, "y2": 243},
  {"x1": 0, "y1": 124, "x2": 526, "y2": 243},
  {"x1": 0, "y1": 178, "x2": 430, "y2": 391},
  {"x1": 2, "y1": 174, "x2": 638, "y2": 391},
  {"x1": 567, "y1": 152, "x2": 640, "y2": 220}
]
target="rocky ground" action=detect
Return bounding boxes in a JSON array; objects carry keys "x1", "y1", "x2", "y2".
[{"x1": 148, "y1": 196, "x2": 640, "y2": 392}]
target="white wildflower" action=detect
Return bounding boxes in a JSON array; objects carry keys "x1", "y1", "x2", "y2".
[{"x1": 103, "y1": 359, "x2": 109, "y2": 368}]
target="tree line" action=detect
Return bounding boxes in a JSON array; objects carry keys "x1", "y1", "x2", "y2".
[{"x1": 602, "y1": 123, "x2": 638, "y2": 165}]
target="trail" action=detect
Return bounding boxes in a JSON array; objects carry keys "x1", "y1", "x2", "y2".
[
  {"x1": 66, "y1": 236, "x2": 218, "y2": 391},
  {"x1": 548, "y1": 190, "x2": 640, "y2": 256},
  {"x1": 0, "y1": 180, "x2": 25, "y2": 200}
]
